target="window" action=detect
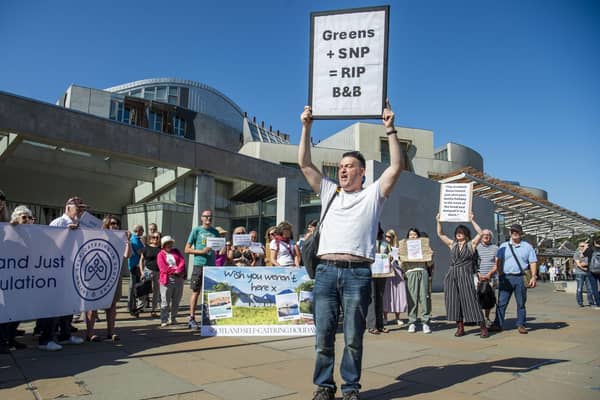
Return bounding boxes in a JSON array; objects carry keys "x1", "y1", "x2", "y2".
[
  {"x1": 109, "y1": 100, "x2": 123, "y2": 121},
  {"x1": 173, "y1": 116, "x2": 186, "y2": 137},
  {"x1": 215, "y1": 181, "x2": 231, "y2": 210},
  {"x1": 156, "y1": 86, "x2": 167, "y2": 100},
  {"x1": 249, "y1": 124, "x2": 260, "y2": 141},
  {"x1": 149, "y1": 111, "x2": 163, "y2": 132},
  {"x1": 322, "y1": 164, "x2": 338, "y2": 180},
  {"x1": 168, "y1": 87, "x2": 178, "y2": 105},
  {"x1": 143, "y1": 87, "x2": 155, "y2": 100},
  {"x1": 380, "y1": 138, "x2": 411, "y2": 171},
  {"x1": 130, "y1": 89, "x2": 142, "y2": 98},
  {"x1": 434, "y1": 149, "x2": 448, "y2": 161}
]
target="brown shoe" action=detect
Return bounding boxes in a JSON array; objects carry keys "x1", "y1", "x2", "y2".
[
  {"x1": 517, "y1": 325, "x2": 528, "y2": 334},
  {"x1": 480, "y1": 322, "x2": 489, "y2": 338},
  {"x1": 454, "y1": 321, "x2": 465, "y2": 337}
]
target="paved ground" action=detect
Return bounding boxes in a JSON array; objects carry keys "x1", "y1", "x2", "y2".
[{"x1": 1, "y1": 280, "x2": 599, "y2": 400}]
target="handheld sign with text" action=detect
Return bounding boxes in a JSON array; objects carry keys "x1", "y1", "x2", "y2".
[
  {"x1": 206, "y1": 237, "x2": 226, "y2": 251},
  {"x1": 398, "y1": 238, "x2": 433, "y2": 262},
  {"x1": 439, "y1": 183, "x2": 473, "y2": 222},
  {"x1": 232, "y1": 234, "x2": 252, "y2": 247},
  {"x1": 309, "y1": 5, "x2": 389, "y2": 119},
  {"x1": 371, "y1": 253, "x2": 394, "y2": 278}
]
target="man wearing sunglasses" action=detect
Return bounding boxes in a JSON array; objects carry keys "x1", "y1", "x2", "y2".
[{"x1": 185, "y1": 210, "x2": 219, "y2": 329}]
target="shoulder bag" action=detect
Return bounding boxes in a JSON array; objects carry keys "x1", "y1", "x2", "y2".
[
  {"x1": 508, "y1": 243, "x2": 533, "y2": 288},
  {"x1": 301, "y1": 188, "x2": 339, "y2": 279}
]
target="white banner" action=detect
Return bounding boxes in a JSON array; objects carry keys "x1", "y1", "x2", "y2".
[
  {"x1": 0, "y1": 223, "x2": 126, "y2": 323},
  {"x1": 310, "y1": 6, "x2": 389, "y2": 119},
  {"x1": 439, "y1": 183, "x2": 473, "y2": 222}
]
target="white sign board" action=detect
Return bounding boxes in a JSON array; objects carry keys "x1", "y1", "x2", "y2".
[
  {"x1": 309, "y1": 6, "x2": 389, "y2": 119},
  {"x1": 206, "y1": 237, "x2": 226, "y2": 251},
  {"x1": 406, "y1": 239, "x2": 423, "y2": 260},
  {"x1": 79, "y1": 211, "x2": 103, "y2": 229},
  {"x1": 0, "y1": 223, "x2": 126, "y2": 323},
  {"x1": 232, "y1": 234, "x2": 252, "y2": 247},
  {"x1": 439, "y1": 183, "x2": 473, "y2": 222}
]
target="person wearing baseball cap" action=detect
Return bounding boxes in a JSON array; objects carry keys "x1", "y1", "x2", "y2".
[{"x1": 488, "y1": 223, "x2": 538, "y2": 334}]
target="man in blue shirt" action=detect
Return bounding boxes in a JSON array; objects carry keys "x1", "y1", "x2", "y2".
[
  {"x1": 489, "y1": 224, "x2": 537, "y2": 334},
  {"x1": 128, "y1": 224, "x2": 145, "y2": 316}
]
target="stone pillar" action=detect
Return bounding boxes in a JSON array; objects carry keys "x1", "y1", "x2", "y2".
[
  {"x1": 277, "y1": 176, "x2": 302, "y2": 239},
  {"x1": 188, "y1": 174, "x2": 215, "y2": 277}
]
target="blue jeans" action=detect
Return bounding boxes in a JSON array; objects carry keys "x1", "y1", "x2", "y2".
[
  {"x1": 313, "y1": 262, "x2": 372, "y2": 393},
  {"x1": 495, "y1": 274, "x2": 527, "y2": 328},
  {"x1": 575, "y1": 273, "x2": 599, "y2": 306}
]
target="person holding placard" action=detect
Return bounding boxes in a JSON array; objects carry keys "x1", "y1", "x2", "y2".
[
  {"x1": 436, "y1": 213, "x2": 487, "y2": 338},
  {"x1": 382, "y1": 229, "x2": 408, "y2": 328},
  {"x1": 299, "y1": 103, "x2": 403, "y2": 400},
  {"x1": 367, "y1": 226, "x2": 392, "y2": 335},
  {"x1": 401, "y1": 228, "x2": 433, "y2": 334},
  {"x1": 229, "y1": 226, "x2": 255, "y2": 266},
  {"x1": 185, "y1": 209, "x2": 219, "y2": 330},
  {"x1": 214, "y1": 226, "x2": 229, "y2": 266},
  {"x1": 249, "y1": 230, "x2": 266, "y2": 266}
]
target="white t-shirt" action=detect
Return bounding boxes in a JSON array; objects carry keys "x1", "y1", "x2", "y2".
[
  {"x1": 50, "y1": 213, "x2": 76, "y2": 227},
  {"x1": 270, "y1": 239, "x2": 296, "y2": 266},
  {"x1": 317, "y1": 178, "x2": 386, "y2": 261}
]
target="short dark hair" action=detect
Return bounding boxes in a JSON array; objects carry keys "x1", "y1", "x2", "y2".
[
  {"x1": 454, "y1": 225, "x2": 472, "y2": 241},
  {"x1": 342, "y1": 151, "x2": 366, "y2": 169}
]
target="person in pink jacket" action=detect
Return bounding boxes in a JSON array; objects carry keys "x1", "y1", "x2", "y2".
[{"x1": 157, "y1": 236, "x2": 186, "y2": 327}]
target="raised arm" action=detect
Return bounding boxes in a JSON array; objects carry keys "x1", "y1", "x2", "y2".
[
  {"x1": 469, "y1": 212, "x2": 483, "y2": 248},
  {"x1": 298, "y1": 106, "x2": 323, "y2": 193},
  {"x1": 436, "y1": 213, "x2": 453, "y2": 248},
  {"x1": 378, "y1": 104, "x2": 404, "y2": 197}
]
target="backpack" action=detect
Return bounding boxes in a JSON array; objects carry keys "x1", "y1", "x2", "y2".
[{"x1": 589, "y1": 248, "x2": 600, "y2": 274}]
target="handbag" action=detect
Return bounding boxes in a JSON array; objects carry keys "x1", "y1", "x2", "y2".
[
  {"x1": 301, "y1": 187, "x2": 339, "y2": 279},
  {"x1": 508, "y1": 243, "x2": 533, "y2": 288},
  {"x1": 134, "y1": 277, "x2": 153, "y2": 297},
  {"x1": 477, "y1": 280, "x2": 496, "y2": 309}
]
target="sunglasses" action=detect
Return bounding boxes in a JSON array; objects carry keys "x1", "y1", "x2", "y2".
[
  {"x1": 110, "y1": 221, "x2": 119, "y2": 226},
  {"x1": 151, "y1": 235, "x2": 160, "y2": 239},
  {"x1": 20, "y1": 215, "x2": 33, "y2": 220}
]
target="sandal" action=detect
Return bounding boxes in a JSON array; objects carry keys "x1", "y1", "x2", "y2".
[
  {"x1": 86, "y1": 335, "x2": 101, "y2": 342},
  {"x1": 368, "y1": 329, "x2": 380, "y2": 335}
]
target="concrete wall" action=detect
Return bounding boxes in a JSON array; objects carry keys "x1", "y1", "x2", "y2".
[
  {"x1": 446, "y1": 142, "x2": 484, "y2": 172},
  {"x1": 65, "y1": 85, "x2": 111, "y2": 118},
  {"x1": 192, "y1": 112, "x2": 242, "y2": 153}
]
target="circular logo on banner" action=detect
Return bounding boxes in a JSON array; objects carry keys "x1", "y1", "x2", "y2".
[{"x1": 72, "y1": 239, "x2": 120, "y2": 301}]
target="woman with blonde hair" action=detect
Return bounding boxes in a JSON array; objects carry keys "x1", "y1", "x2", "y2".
[{"x1": 383, "y1": 229, "x2": 408, "y2": 328}]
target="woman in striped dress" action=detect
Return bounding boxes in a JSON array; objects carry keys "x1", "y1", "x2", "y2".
[{"x1": 436, "y1": 213, "x2": 487, "y2": 338}]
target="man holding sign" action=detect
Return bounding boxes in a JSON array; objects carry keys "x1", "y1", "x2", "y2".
[{"x1": 299, "y1": 101, "x2": 403, "y2": 400}]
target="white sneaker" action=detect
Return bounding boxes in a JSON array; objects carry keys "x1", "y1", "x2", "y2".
[
  {"x1": 485, "y1": 318, "x2": 493, "y2": 328},
  {"x1": 188, "y1": 319, "x2": 198, "y2": 329},
  {"x1": 59, "y1": 336, "x2": 84, "y2": 345},
  {"x1": 408, "y1": 324, "x2": 416, "y2": 333},
  {"x1": 38, "y1": 341, "x2": 63, "y2": 351},
  {"x1": 160, "y1": 322, "x2": 168, "y2": 327},
  {"x1": 422, "y1": 323, "x2": 431, "y2": 334},
  {"x1": 396, "y1": 319, "x2": 405, "y2": 327}
]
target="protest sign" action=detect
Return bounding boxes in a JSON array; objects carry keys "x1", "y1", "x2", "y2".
[
  {"x1": 232, "y1": 234, "x2": 251, "y2": 247},
  {"x1": 371, "y1": 253, "x2": 394, "y2": 277},
  {"x1": 79, "y1": 211, "x2": 103, "y2": 229},
  {"x1": 439, "y1": 183, "x2": 473, "y2": 222},
  {"x1": 201, "y1": 267, "x2": 315, "y2": 336},
  {"x1": 397, "y1": 238, "x2": 433, "y2": 262},
  {"x1": 309, "y1": 5, "x2": 389, "y2": 119},
  {"x1": 206, "y1": 237, "x2": 226, "y2": 251},
  {"x1": 0, "y1": 223, "x2": 126, "y2": 323}
]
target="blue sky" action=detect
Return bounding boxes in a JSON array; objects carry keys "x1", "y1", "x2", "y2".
[{"x1": 1, "y1": 0, "x2": 598, "y2": 219}]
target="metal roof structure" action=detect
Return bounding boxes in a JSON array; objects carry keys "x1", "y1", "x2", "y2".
[{"x1": 432, "y1": 168, "x2": 600, "y2": 239}]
